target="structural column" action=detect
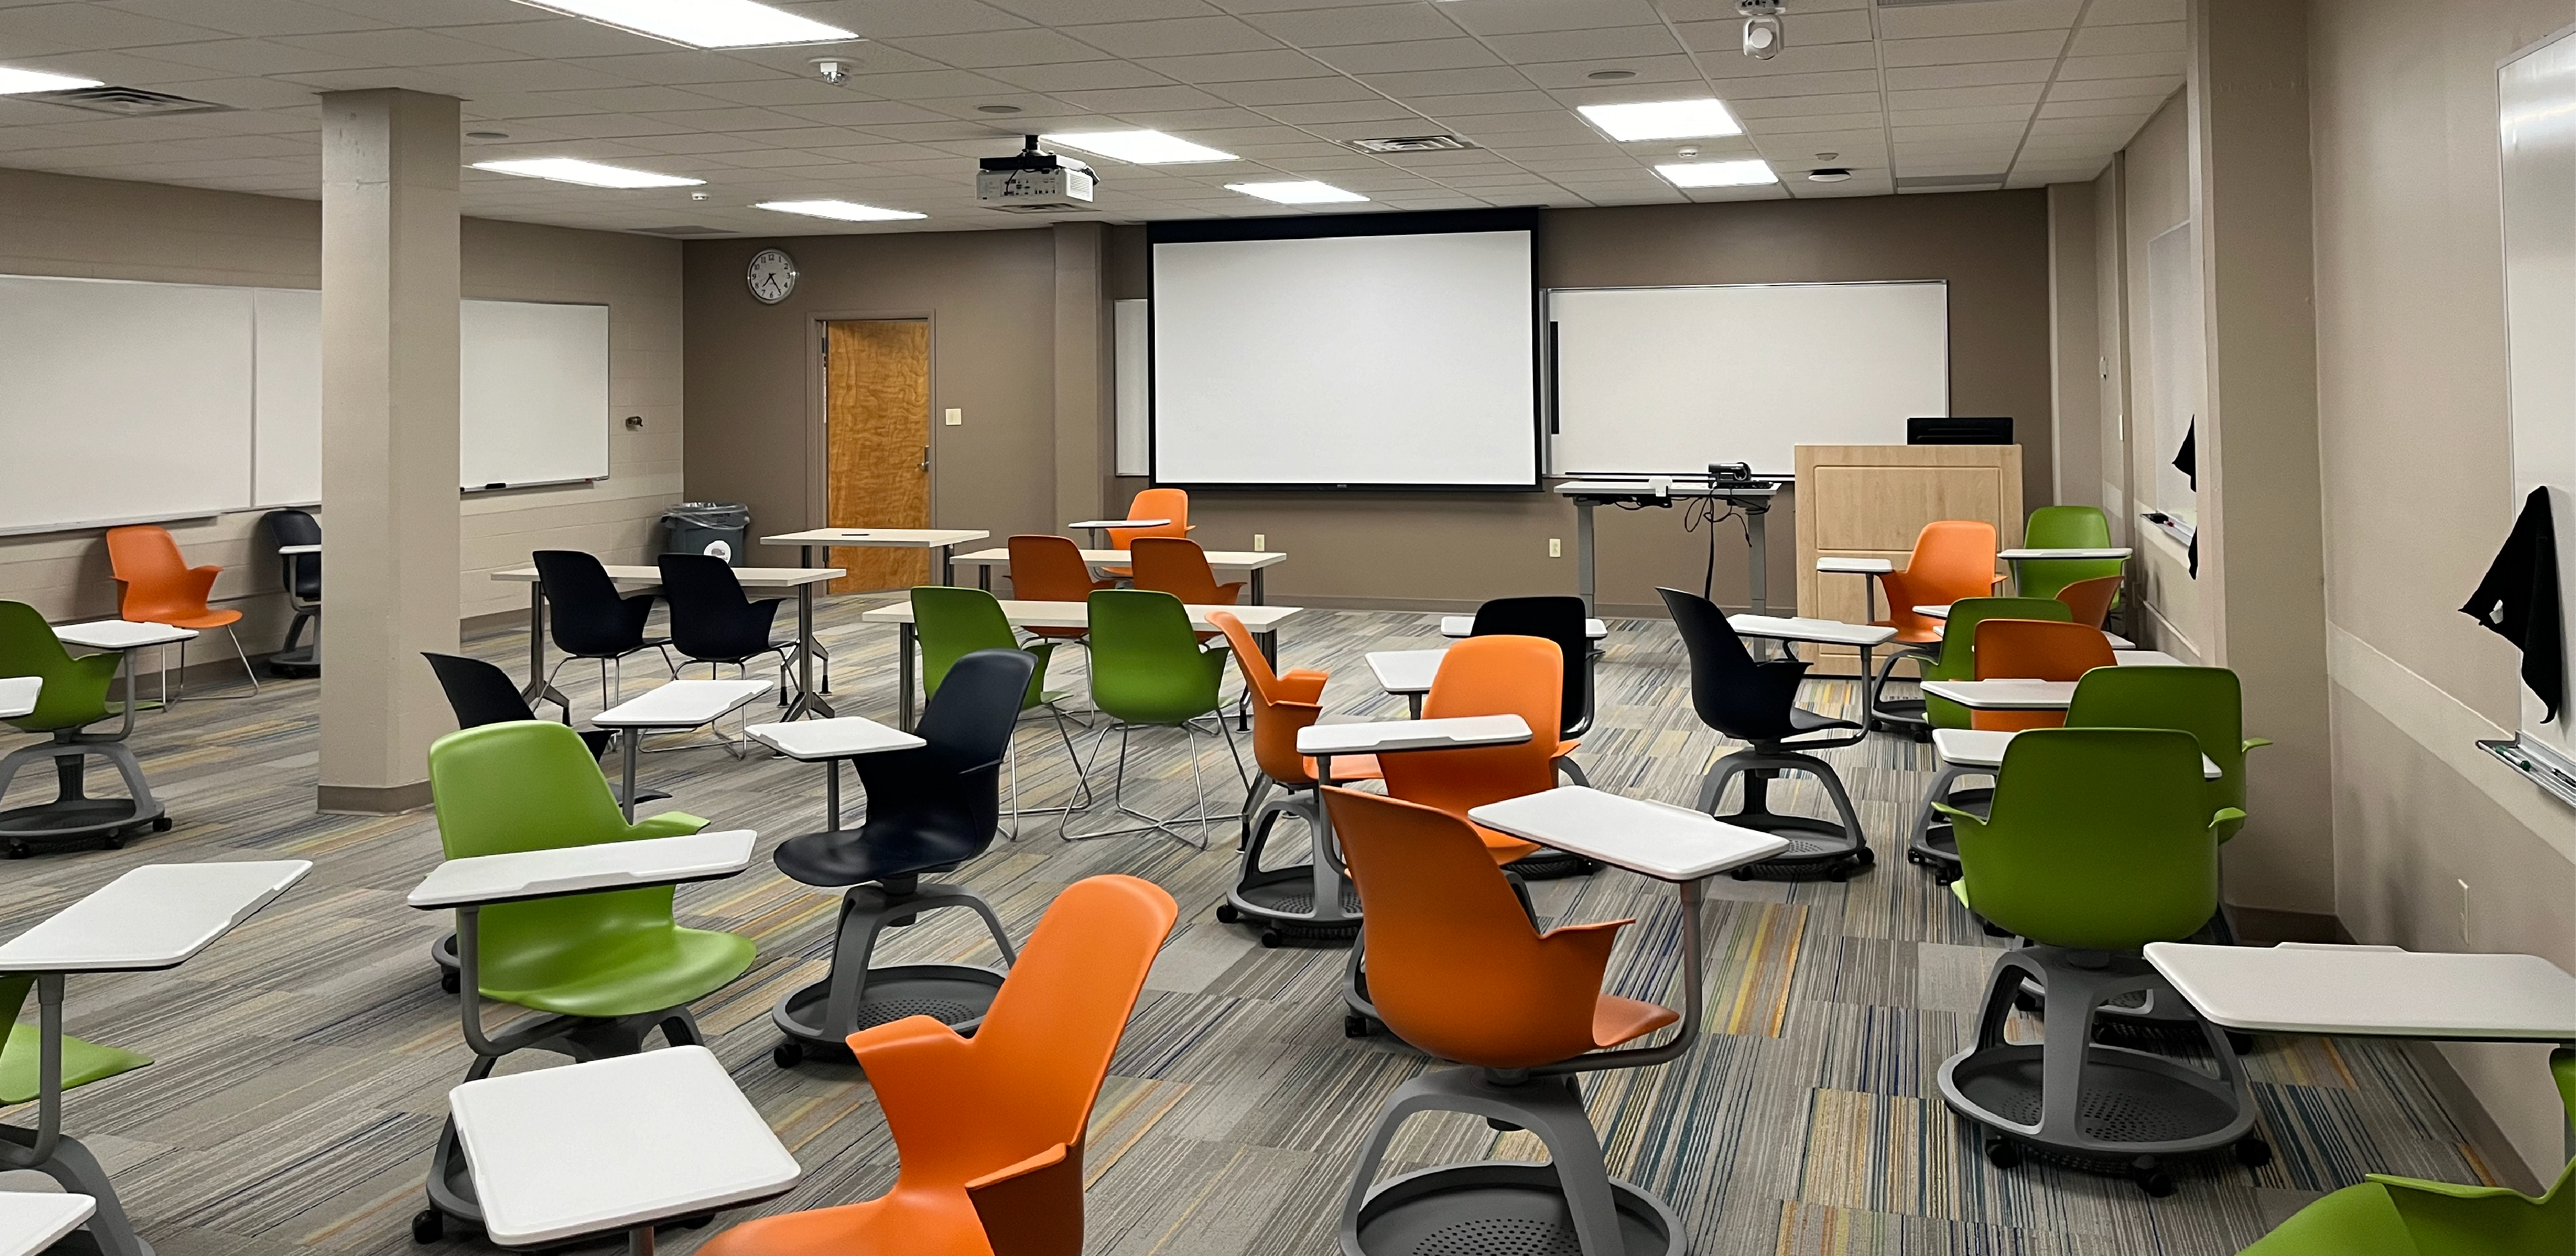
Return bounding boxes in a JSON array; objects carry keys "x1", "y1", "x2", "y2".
[
  {"x1": 1052, "y1": 222, "x2": 1112, "y2": 526},
  {"x1": 317, "y1": 89, "x2": 462, "y2": 813}
]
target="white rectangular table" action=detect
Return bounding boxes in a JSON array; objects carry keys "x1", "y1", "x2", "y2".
[
  {"x1": 747, "y1": 715, "x2": 924, "y2": 829},
  {"x1": 0, "y1": 1194, "x2": 95, "y2": 1256},
  {"x1": 1366, "y1": 649, "x2": 1446, "y2": 718},
  {"x1": 1934, "y1": 728, "x2": 2220, "y2": 778},
  {"x1": 1439, "y1": 615, "x2": 1606, "y2": 640},
  {"x1": 1920, "y1": 679, "x2": 2077, "y2": 711},
  {"x1": 861, "y1": 600, "x2": 1302, "y2": 731},
  {"x1": 593, "y1": 681, "x2": 773, "y2": 821},
  {"x1": 0, "y1": 677, "x2": 37, "y2": 720},
  {"x1": 1999, "y1": 547, "x2": 2132, "y2": 561},
  {"x1": 1730, "y1": 613, "x2": 1897, "y2": 672},
  {"x1": 490, "y1": 565, "x2": 842, "y2": 720},
  {"x1": 955, "y1": 546, "x2": 1288, "y2": 604},
  {"x1": 1290, "y1": 715, "x2": 1532, "y2": 931},
  {"x1": 409, "y1": 832, "x2": 758, "y2": 910},
  {"x1": 1066, "y1": 517, "x2": 1173, "y2": 545},
  {"x1": 761, "y1": 528, "x2": 988, "y2": 586}
]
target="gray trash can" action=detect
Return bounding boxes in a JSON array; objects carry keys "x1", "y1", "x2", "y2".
[{"x1": 662, "y1": 501, "x2": 750, "y2": 565}]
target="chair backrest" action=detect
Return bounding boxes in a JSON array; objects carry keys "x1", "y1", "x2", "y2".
[
  {"x1": 535, "y1": 550, "x2": 648, "y2": 656},
  {"x1": 1469, "y1": 595, "x2": 1593, "y2": 739},
  {"x1": 1005, "y1": 534, "x2": 1104, "y2": 602},
  {"x1": 912, "y1": 585, "x2": 1041, "y2": 708},
  {"x1": 1107, "y1": 488, "x2": 1189, "y2": 551},
  {"x1": 1658, "y1": 586, "x2": 1805, "y2": 743},
  {"x1": 1378, "y1": 635, "x2": 1560, "y2": 820},
  {"x1": 422, "y1": 652, "x2": 539, "y2": 728},
  {"x1": 2054, "y1": 574, "x2": 2121, "y2": 629},
  {"x1": 1128, "y1": 537, "x2": 1233, "y2": 606},
  {"x1": 2067, "y1": 665, "x2": 2252, "y2": 842},
  {"x1": 858, "y1": 649, "x2": 1037, "y2": 851},
  {"x1": 1085, "y1": 589, "x2": 1222, "y2": 726},
  {"x1": 1969, "y1": 618, "x2": 2117, "y2": 731},
  {"x1": 658, "y1": 553, "x2": 774, "y2": 661},
  {"x1": 106, "y1": 525, "x2": 211, "y2": 622},
  {"x1": 2015, "y1": 507, "x2": 2122, "y2": 603},
  {"x1": 1922, "y1": 597, "x2": 2070, "y2": 729},
  {"x1": 1325, "y1": 789, "x2": 1616, "y2": 1068},
  {"x1": 1956, "y1": 728, "x2": 2222, "y2": 949},
  {"x1": 1210, "y1": 610, "x2": 1325, "y2": 785},
  {"x1": 262, "y1": 510, "x2": 321, "y2": 600},
  {"x1": 1881, "y1": 521, "x2": 1999, "y2": 639},
  {"x1": 0, "y1": 600, "x2": 110, "y2": 733}
]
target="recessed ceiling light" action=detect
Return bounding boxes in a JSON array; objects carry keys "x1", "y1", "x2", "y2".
[
  {"x1": 1227, "y1": 180, "x2": 1369, "y2": 205},
  {"x1": 0, "y1": 66, "x2": 104, "y2": 95},
  {"x1": 756, "y1": 199, "x2": 927, "y2": 222},
  {"x1": 471, "y1": 158, "x2": 704, "y2": 188},
  {"x1": 976, "y1": 104, "x2": 1023, "y2": 114},
  {"x1": 465, "y1": 130, "x2": 510, "y2": 140},
  {"x1": 1586, "y1": 69, "x2": 1637, "y2": 81},
  {"x1": 1656, "y1": 159, "x2": 1777, "y2": 188},
  {"x1": 1577, "y1": 98, "x2": 1742, "y2": 142},
  {"x1": 1042, "y1": 130, "x2": 1236, "y2": 164},
  {"x1": 505, "y1": 0, "x2": 855, "y2": 48}
]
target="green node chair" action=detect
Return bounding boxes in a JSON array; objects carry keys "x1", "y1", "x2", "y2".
[
  {"x1": 0, "y1": 975, "x2": 156, "y2": 1256},
  {"x1": 2015, "y1": 505, "x2": 2126, "y2": 603},
  {"x1": 2243, "y1": 1048, "x2": 2573, "y2": 1255},
  {"x1": 1920, "y1": 597, "x2": 2073, "y2": 730},
  {"x1": 0, "y1": 600, "x2": 168, "y2": 856},
  {"x1": 412, "y1": 720, "x2": 752, "y2": 1245},
  {"x1": 1064, "y1": 589, "x2": 1245, "y2": 850},
  {"x1": 1934, "y1": 728, "x2": 2261, "y2": 1196},
  {"x1": 911, "y1": 585, "x2": 1090, "y2": 834}
]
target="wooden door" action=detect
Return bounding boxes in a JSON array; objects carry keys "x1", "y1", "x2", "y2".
[{"x1": 824, "y1": 319, "x2": 932, "y2": 593}]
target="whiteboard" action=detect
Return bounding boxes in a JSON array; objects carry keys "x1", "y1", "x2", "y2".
[
  {"x1": 254, "y1": 287, "x2": 322, "y2": 507},
  {"x1": 1546, "y1": 281, "x2": 1949, "y2": 478},
  {"x1": 2499, "y1": 27, "x2": 2576, "y2": 774},
  {"x1": 459, "y1": 299, "x2": 609, "y2": 490}
]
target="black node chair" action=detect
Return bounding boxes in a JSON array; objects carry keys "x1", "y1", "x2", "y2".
[
  {"x1": 261, "y1": 509, "x2": 320, "y2": 678},
  {"x1": 657, "y1": 554, "x2": 794, "y2": 702},
  {"x1": 767, "y1": 647, "x2": 1033, "y2": 1068},
  {"x1": 532, "y1": 550, "x2": 673, "y2": 716},
  {"x1": 1660, "y1": 586, "x2": 1873, "y2": 880},
  {"x1": 1468, "y1": 595, "x2": 1599, "y2": 880}
]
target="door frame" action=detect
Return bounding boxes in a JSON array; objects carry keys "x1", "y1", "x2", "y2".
[{"x1": 805, "y1": 309, "x2": 938, "y2": 532}]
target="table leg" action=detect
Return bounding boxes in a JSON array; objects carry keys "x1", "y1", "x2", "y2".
[
  {"x1": 896, "y1": 622, "x2": 916, "y2": 732},
  {"x1": 620, "y1": 732, "x2": 641, "y2": 823},
  {"x1": 787, "y1": 580, "x2": 833, "y2": 720},
  {"x1": 521, "y1": 582, "x2": 570, "y2": 716},
  {"x1": 1745, "y1": 502, "x2": 1768, "y2": 617},
  {"x1": 1406, "y1": 694, "x2": 1423, "y2": 719},
  {"x1": 1574, "y1": 498, "x2": 1596, "y2": 616},
  {"x1": 826, "y1": 758, "x2": 841, "y2": 830},
  {"x1": 628, "y1": 1224, "x2": 654, "y2": 1256},
  {"x1": 979, "y1": 564, "x2": 993, "y2": 592},
  {"x1": 939, "y1": 544, "x2": 954, "y2": 586},
  {"x1": 1250, "y1": 566, "x2": 1265, "y2": 606},
  {"x1": 1311, "y1": 755, "x2": 1347, "y2": 924}
]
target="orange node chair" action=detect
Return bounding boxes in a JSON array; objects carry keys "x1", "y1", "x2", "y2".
[
  {"x1": 1101, "y1": 488, "x2": 1190, "y2": 578},
  {"x1": 1209, "y1": 610, "x2": 1379, "y2": 948},
  {"x1": 1970, "y1": 618, "x2": 2117, "y2": 731},
  {"x1": 1129, "y1": 537, "x2": 1241, "y2": 643},
  {"x1": 1376, "y1": 634, "x2": 1577, "y2": 868},
  {"x1": 698, "y1": 874, "x2": 1178, "y2": 1256},
  {"x1": 1866, "y1": 520, "x2": 2003, "y2": 733},
  {"x1": 1005, "y1": 534, "x2": 1111, "y2": 643},
  {"x1": 104, "y1": 524, "x2": 257, "y2": 696},
  {"x1": 1325, "y1": 789, "x2": 1687, "y2": 1256},
  {"x1": 2054, "y1": 573, "x2": 2122, "y2": 632}
]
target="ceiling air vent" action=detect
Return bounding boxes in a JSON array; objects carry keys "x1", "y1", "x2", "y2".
[
  {"x1": 1347, "y1": 134, "x2": 1477, "y2": 153},
  {"x1": 632, "y1": 225, "x2": 738, "y2": 236},
  {"x1": 1896, "y1": 172, "x2": 2005, "y2": 191},
  {"x1": 23, "y1": 85, "x2": 229, "y2": 116}
]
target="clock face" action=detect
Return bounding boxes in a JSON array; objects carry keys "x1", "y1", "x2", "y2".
[{"x1": 746, "y1": 249, "x2": 797, "y2": 304}]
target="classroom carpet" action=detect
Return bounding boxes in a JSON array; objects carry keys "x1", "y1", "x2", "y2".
[{"x1": 0, "y1": 600, "x2": 2498, "y2": 1256}]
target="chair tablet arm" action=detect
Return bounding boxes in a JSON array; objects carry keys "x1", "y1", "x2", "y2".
[
  {"x1": 1534, "y1": 918, "x2": 1631, "y2": 991},
  {"x1": 629, "y1": 810, "x2": 710, "y2": 840},
  {"x1": 2207, "y1": 807, "x2": 2247, "y2": 831},
  {"x1": 406, "y1": 830, "x2": 756, "y2": 909},
  {"x1": 2243, "y1": 737, "x2": 2273, "y2": 751},
  {"x1": 966, "y1": 1142, "x2": 1082, "y2": 1256}
]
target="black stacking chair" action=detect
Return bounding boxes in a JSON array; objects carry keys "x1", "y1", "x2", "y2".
[
  {"x1": 261, "y1": 509, "x2": 321, "y2": 677},
  {"x1": 657, "y1": 553, "x2": 794, "y2": 697},
  {"x1": 1659, "y1": 586, "x2": 1873, "y2": 880},
  {"x1": 767, "y1": 648, "x2": 1034, "y2": 1067},
  {"x1": 1468, "y1": 595, "x2": 1597, "y2": 739},
  {"x1": 533, "y1": 550, "x2": 673, "y2": 711}
]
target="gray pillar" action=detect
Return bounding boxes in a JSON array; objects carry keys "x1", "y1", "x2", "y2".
[
  {"x1": 1053, "y1": 222, "x2": 1111, "y2": 527},
  {"x1": 317, "y1": 89, "x2": 462, "y2": 814}
]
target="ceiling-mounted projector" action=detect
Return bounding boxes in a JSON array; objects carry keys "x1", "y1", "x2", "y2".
[{"x1": 977, "y1": 136, "x2": 1097, "y2": 213}]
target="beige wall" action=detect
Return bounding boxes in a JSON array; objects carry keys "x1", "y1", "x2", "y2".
[
  {"x1": 2115, "y1": 94, "x2": 2206, "y2": 659},
  {"x1": 0, "y1": 166, "x2": 683, "y2": 638},
  {"x1": 2048, "y1": 181, "x2": 2102, "y2": 510}
]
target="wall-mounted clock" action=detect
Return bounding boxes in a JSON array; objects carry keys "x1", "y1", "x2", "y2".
[{"x1": 746, "y1": 248, "x2": 797, "y2": 304}]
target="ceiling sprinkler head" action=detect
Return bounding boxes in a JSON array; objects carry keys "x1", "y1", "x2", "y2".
[{"x1": 810, "y1": 57, "x2": 855, "y2": 85}]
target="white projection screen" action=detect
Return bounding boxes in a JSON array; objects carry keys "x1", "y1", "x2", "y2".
[{"x1": 1149, "y1": 218, "x2": 1539, "y2": 489}]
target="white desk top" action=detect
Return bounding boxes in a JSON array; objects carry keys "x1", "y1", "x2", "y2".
[
  {"x1": 53, "y1": 619, "x2": 197, "y2": 650},
  {"x1": 1470, "y1": 786, "x2": 1790, "y2": 882},
  {"x1": 761, "y1": 528, "x2": 988, "y2": 548},
  {"x1": 1911, "y1": 604, "x2": 2133, "y2": 648},
  {"x1": 1914, "y1": 604, "x2": 1951, "y2": 620},
  {"x1": 1817, "y1": 557, "x2": 1894, "y2": 574},
  {"x1": 491, "y1": 565, "x2": 842, "y2": 589},
  {"x1": 747, "y1": 716, "x2": 924, "y2": 761},
  {"x1": 594, "y1": 680, "x2": 773, "y2": 729},
  {"x1": 2113, "y1": 650, "x2": 2182, "y2": 667},
  {"x1": 1553, "y1": 479, "x2": 1778, "y2": 500},
  {"x1": 0, "y1": 1193, "x2": 96, "y2": 1256},
  {"x1": 1728, "y1": 615, "x2": 1898, "y2": 647},
  {"x1": 1920, "y1": 679, "x2": 2077, "y2": 711},
  {"x1": 1933, "y1": 728, "x2": 2219, "y2": 778},
  {"x1": 276, "y1": 543, "x2": 322, "y2": 556},
  {"x1": 1366, "y1": 648, "x2": 1446, "y2": 696},
  {"x1": 449, "y1": 1045, "x2": 802, "y2": 1247},
  {"x1": 952, "y1": 546, "x2": 1288, "y2": 571},
  {"x1": 408, "y1": 831, "x2": 756, "y2": 909},
  {"x1": 1067, "y1": 518, "x2": 1172, "y2": 530},
  {"x1": 1299, "y1": 714, "x2": 1530, "y2": 757},
  {"x1": 0, "y1": 678, "x2": 36, "y2": 720},
  {"x1": 2001, "y1": 547, "x2": 2132, "y2": 560},
  {"x1": 860, "y1": 600, "x2": 1300, "y2": 632},
  {"x1": 0, "y1": 861, "x2": 311, "y2": 974},
  {"x1": 2144, "y1": 942, "x2": 2576, "y2": 1041},
  {"x1": 1439, "y1": 615, "x2": 1607, "y2": 640}
]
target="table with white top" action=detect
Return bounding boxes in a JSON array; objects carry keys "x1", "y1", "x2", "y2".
[
  {"x1": 0, "y1": 677, "x2": 37, "y2": 720},
  {"x1": 1438, "y1": 615, "x2": 1607, "y2": 640},
  {"x1": 1934, "y1": 728, "x2": 2219, "y2": 778},
  {"x1": 760, "y1": 527, "x2": 988, "y2": 586},
  {"x1": 1920, "y1": 679, "x2": 2079, "y2": 711},
  {"x1": 491, "y1": 564, "x2": 841, "y2": 720},
  {"x1": 1066, "y1": 517, "x2": 1174, "y2": 546},
  {"x1": 1910, "y1": 603, "x2": 2139, "y2": 650},
  {"x1": 1556, "y1": 478, "x2": 1782, "y2": 617},
  {"x1": 1999, "y1": 547, "x2": 2132, "y2": 562},
  {"x1": 0, "y1": 1193, "x2": 95, "y2": 1256},
  {"x1": 746, "y1": 715, "x2": 924, "y2": 829},
  {"x1": 0, "y1": 860, "x2": 312, "y2": 1256},
  {"x1": 447, "y1": 1045, "x2": 801, "y2": 1255},
  {"x1": 861, "y1": 600, "x2": 1301, "y2": 732},
  {"x1": 955, "y1": 546, "x2": 1288, "y2": 604},
  {"x1": 409, "y1": 831, "x2": 757, "y2": 911},
  {"x1": 1730, "y1": 614, "x2": 1898, "y2": 675},
  {"x1": 55, "y1": 618, "x2": 197, "y2": 713},
  {"x1": 593, "y1": 681, "x2": 773, "y2": 821},
  {"x1": 1366, "y1": 649, "x2": 1446, "y2": 718}
]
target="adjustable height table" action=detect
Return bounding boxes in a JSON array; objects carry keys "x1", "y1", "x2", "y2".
[
  {"x1": 1556, "y1": 478, "x2": 1781, "y2": 617},
  {"x1": 760, "y1": 527, "x2": 988, "y2": 587}
]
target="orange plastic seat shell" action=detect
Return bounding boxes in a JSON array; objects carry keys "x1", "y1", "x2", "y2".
[
  {"x1": 1376, "y1": 635, "x2": 1577, "y2": 866},
  {"x1": 1969, "y1": 618, "x2": 2117, "y2": 732},
  {"x1": 2054, "y1": 574, "x2": 2121, "y2": 629},
  {"x1": 1005, "y1": 534, "x2": 1111, "y2": 641},
  {"x1": 105, "y1": 525, "x2": 241, "y2": 630},
  {"x1": 1128, "y1": 537, "x2": 1243, "y2": 607},
  {"x1": 1875, "y1": 521, "x2": 2002, "y2": 646},
  {"x1": 1207, "y1": 610, "x2": 1381, "y2": 787},
  {"x1": 1102, "y1": 488, "x2": 1189, "y2": 578}
]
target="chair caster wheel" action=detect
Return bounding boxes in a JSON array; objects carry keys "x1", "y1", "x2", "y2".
[
  {"x1": 1731, "y1": 867, "x2": 1755, "y2": 880},
  {"x1": 103, "y1": 836, "x2": 124, "y2": 850},
  {"x1": 1215, "y1": 903, "x2": 1239, "y2": 924},
  {"x1": 412, "y1": 1209, "x2": 444, "y2": 1244},
  {"x1": 2234, "y1": 1136, "x2": 2272, "y2": 1168},
  {"x1": 1935, "y1": 868, "x2": 1960, "y2": 885},
  {"x1": 773, "y1": 1040, "x2": 804, "y2": 1068},
  {"x1": 2227, "y1": 1031, "x2": 2255, "y2": 1056},
  {"x1": 5, "y1": 842, "x2": 24, "y2": 859},
  {"x1": 441, "y1": 970, "x2": 461, "y2": 995},
  {"x1": 1984, "y1": 1137, "x2": 2020, "y2": 1169},
  {"x1": 152, "y1": 815, "x2": 173, "y2": 832},
  {"x1": 1853, "y1": 847, "x2": 1875, "y2": 866},
  {"x1": 1260, "y1": 929, "x2": 1283, "y2": 948},
  {"x1": 2130, "y1": 1158, "x2": 2175, "y2": 1197},
  {"x1": 1826, "y1": 867, "x2": 1850, "y2": 883},
  {"x1": 1343, "y1": 1013, "x2": 1374, "y2": 1038}
]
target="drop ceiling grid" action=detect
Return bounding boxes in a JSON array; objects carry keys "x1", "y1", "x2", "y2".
[{"x1": 0, "y1": 0, "x2": 2184, "y2": 233}]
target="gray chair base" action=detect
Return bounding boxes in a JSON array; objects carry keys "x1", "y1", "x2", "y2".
[
  {"x1": 1906, "y1": 763, "x2": 1991, "y2": 881},
  {"x1": 1063, "y1": 717, "x2": 1248, "y2": 851},
  {"x1": 1695, "y1": 746, "x2": 1872, "y2": 880},
  {"x1": 1865, "y1": 643, "x2": 1937, "y2": 737},
  {"x1": 1937, "y1": 944, "x2": 2267, "y2": 1196},
  {"x1": 1339, "y1": 1068, "x2": 1684, "y2": 1256},
  {"x1": 769, "y1": 878, "x2": 1015, "y2": 1068},
  {"x1": 1221, "y1": 781, "x2": 1363, "y2": 947},
  {"x1": 0, "y1": 1124, "x2": 155, "y2": 1256},
  {"x1": 0, "y1": 737, "x2": 167, "y2": 856}
]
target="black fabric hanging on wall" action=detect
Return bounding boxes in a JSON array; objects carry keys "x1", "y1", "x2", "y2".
[
  {"x1": 2173, "y1": 421, "x2": 2198, "y2": 577},
  {"x1": 2461, "y1": 487, "x2": 2565, "y2": 723}
]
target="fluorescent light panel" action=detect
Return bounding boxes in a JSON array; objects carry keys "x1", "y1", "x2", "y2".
[
  {"x1": 756, "y1": 199, "x2": 926, "y2": 222},
  {"x1": 1656, "y1": 159, "x2": 1777, "y2": 188},
  {"x1": 473, "y1": 158, "x2": 703, "y2": 188},
  {"x1": 1227, "y1": 181, "x2": 1368, "y2": 205},
  {"x1": 0, "y1": 66, "x2": 103, "y2": 94},
  {"x1": 1043, "y1": 130, "x2": 1236, "y2": 164},
  {"x1": 1577, "y1": 98, "x2": 1742, "y2": 141},
  {"x1": 508, "y1": 0, "x2": 854, "y2": 48}
]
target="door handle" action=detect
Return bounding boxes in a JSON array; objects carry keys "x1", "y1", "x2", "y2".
[{"x1": 919, "y1": 444, "x2": 930, "y2": 472}]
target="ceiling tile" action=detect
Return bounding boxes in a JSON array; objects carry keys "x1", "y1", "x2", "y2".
[
  {"x1": 2056, "y1": 50, "x2": 2187, "y2": 79},
  {"x1": 1888, "y1": 83, "x2": 2043, "y2": 111},
  {"x1": 1875, "y1": 0, "x2": 2080, "y2": 40},
  {"x1": 1239, "y1": 3, "x2": 1455, "y2": 46},
  {"x1": 1882, "y1": 59, "x2": 2056, "y2": 90},
  {"x1": 1480, "y1": 27, "x2": 1683, "y2": 64},
  {"x1": 1513, "y1": 55, "x2": 1704, "y2": 90},
  {"x1": 980, "y1": 59, "x2": 1174, "y2": 91},
  {"x1": 986, "y1": 0, "x2": 1219, "y2": 22},
  {"x1": 1879, "y1": 30, "x2": 2069, "y2": 68},
  {"x1": 2084, "y1": 0, "x2": 2187, "y2": 25},
  {"x1": 1066, "y1": 14, "x2": 1278, "y2": 57},
  {"x1": 1311, "y1": 37, "x2": 1501, "y2": 75},
  {"x1": 2067, "y1": 21, "x2": 2184, "y2": 57},
  {"x1": 1731, "y1": 92, "x2": 1882, "y2": 119},
  {"x1": 1201, "y1": 74, "x2": 1382, "y2": 105},
  {"x1": 887, "y1": 27, "x2": 1112, "y2": 67},
  {"x1": 2044, "y1": 74, "x2": 2181, "y2": 101},
  {"x1": 1136, "y1": 48, "x2": 1334, "y2": 81},
  {"x1": 1354, "y1": 66, "x2": 1533, "y2": 96}
]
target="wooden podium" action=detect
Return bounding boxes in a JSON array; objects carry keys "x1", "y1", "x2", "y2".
[{"x1": 1794, "y1": 443, "x2": 2024, "y2": 673}]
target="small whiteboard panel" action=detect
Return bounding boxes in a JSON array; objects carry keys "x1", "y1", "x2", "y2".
[
  {"x1": 254, "y1": 287, "x2": 322, "y2": 507},
  {"x1": 2500, "y1": 28, "x2": 2576, "y2": 773},
  {"x1": 1547, "y1": 281, "x2": 1949, "y2": 478},
  {"x1": 1114, "y1": 298, "x2": 1149, "y2": 477},
  {"x1": 460, "y1": 299, "x2": 609, "y2": 489}
]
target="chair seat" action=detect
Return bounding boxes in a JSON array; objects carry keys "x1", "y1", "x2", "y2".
[
  {"x1": 569, "y1": 635, "x2": 671, "y2": 659},
  {"x1": 1300, "y1": 754, "x2": 1382, "y2": 782},
  {"x1": 703, "y1": 1187, "x2": 987, "y2": 1256},
  {"x1": 1788, "y1": 707, "x2": 1861, "y2": 735},
  {"x1": 1473, "y1": 822, "x2": 1540, "y2": 866},
  {"x1": 0, "y1": 1023, "x2": 150, "y2": 1105},
  {"x1": 1590, "y1": 994, "x2": 1681, "y2": 1050},
  {"x1": 148, "y1": 608, "x2": 243, "y2": 630},
  {"x1": 774, "y1": 826, "x2": 980, "y2": 888},
  {"x1": 487, "y1": 926, "x2": 755, "y2": 1019}
]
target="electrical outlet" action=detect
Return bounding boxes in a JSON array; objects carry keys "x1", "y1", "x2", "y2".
[
  {"x1": 1548, "y1": 537, "x2": 1562, "y2": 559},
  {"x1": 943, "y1": 408, "x2": 963, "y2": 426},
  {"x1": 1252, "y1": 533, "x2": 1266, "y2": 552}
]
